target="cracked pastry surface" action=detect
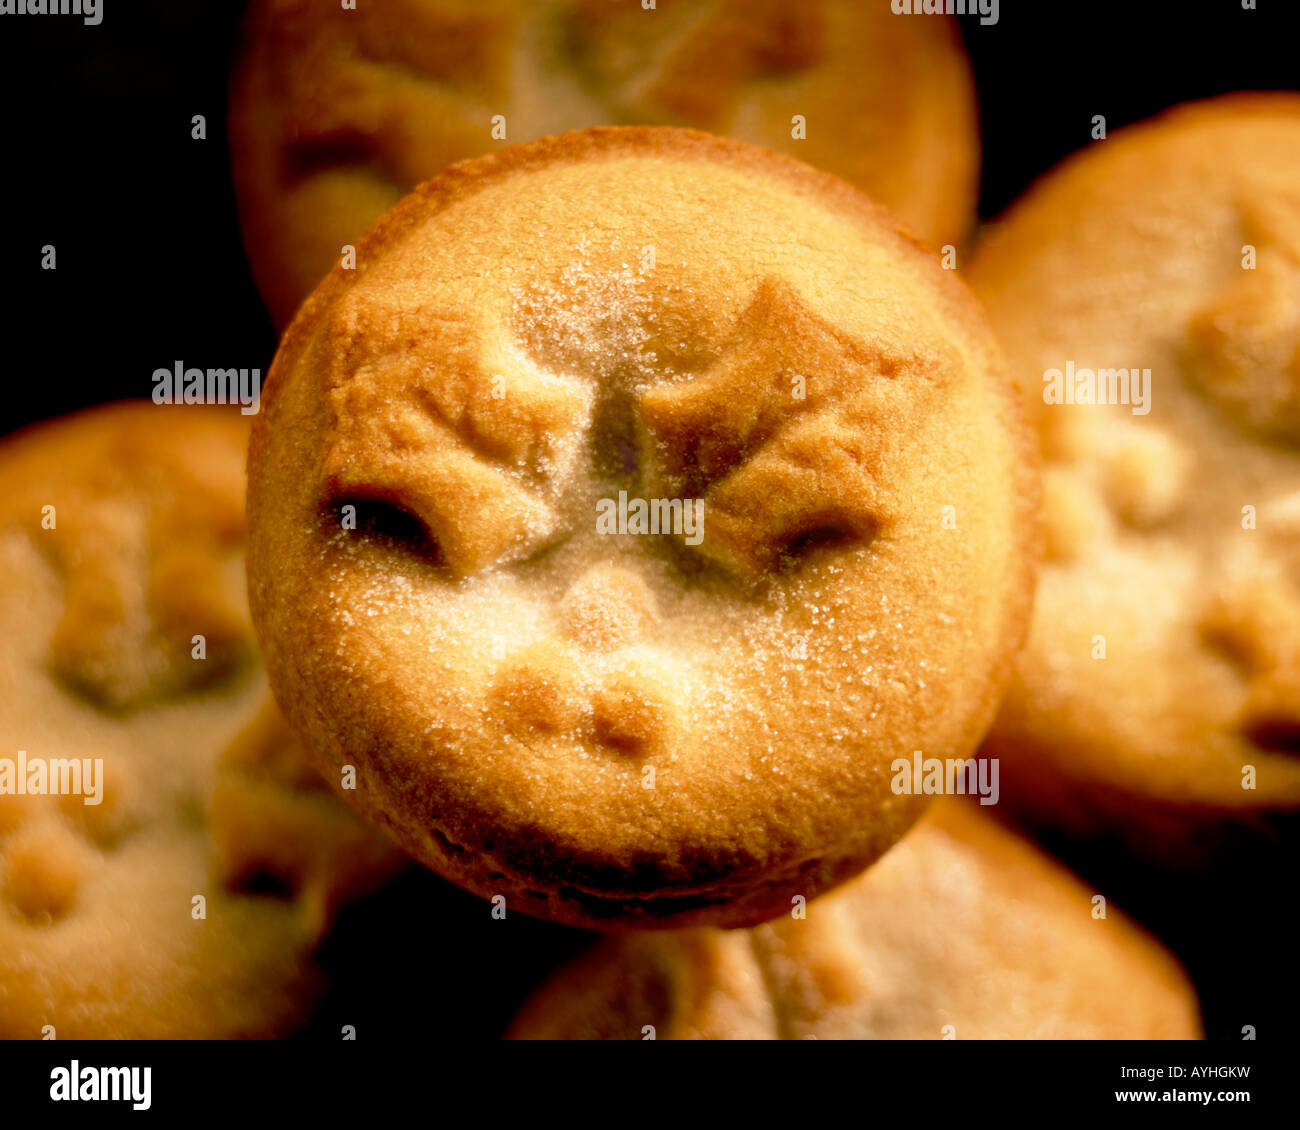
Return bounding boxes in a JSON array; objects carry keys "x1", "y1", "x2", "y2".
[
  {"x1": 969, "y1": 95, "x2": 1300, "y2": 856},
  {"x1": 506, "y1": 800, "x2": 1202, "y2": 1039},
  {"x1": 0, "y1": 403, "x2": 403, "y2": 1038},
  {"x1": 229, "y1": 0, "x2": 979, "y2": 326},
  {"x1": 246, "y1": 127, "x2": 1037, "y2": 929}
]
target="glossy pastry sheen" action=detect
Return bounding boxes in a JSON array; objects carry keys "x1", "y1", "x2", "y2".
[
  {"x1": 970, "y1": 95, "x2": 1300, "y2": 859},
  {"x1": 0, "y1": 403, "x2": 403, "y2": 1038},
  {"x1": 229, "y1": 0, "x2": 979, "y2": 325},
  {"x1": 246, "y1": 128, "x2": 1038, "y2": 929},
  {"x1": 507, "y1": 801, "x2": 1202, "y2": 1039}
]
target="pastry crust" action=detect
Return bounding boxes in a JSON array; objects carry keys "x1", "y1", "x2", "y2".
[
  {"x1": 506, "y1": 800, "x2": 1203, "y2": 1039},
  {"x1": 969, "y1": 95, "x2": 1300, "y2": 858},
  {"x1": 247, "y1": 127, "x2": 1038, "y2": 929},
  {"x1": 0, "y1": 403, "x2": 403, "y2": 1038},
  {"x1": 229, "y1": 0, "x2": 979, "y2": 326}
]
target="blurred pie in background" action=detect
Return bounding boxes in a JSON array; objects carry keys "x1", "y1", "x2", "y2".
[{"x1": 228, "y1": 0, "x2": 979, "y2": 325}]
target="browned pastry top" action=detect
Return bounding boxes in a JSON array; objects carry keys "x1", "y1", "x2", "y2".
[
  {"x1": 971, "y1": 95, "x2": 1300, "y2": 829},
  {"x1": 0, "y1": 403, "x2": 402, "y2": 1037},
  {"x1": 230, "y1": 0, "x2": 978, "y2": 324},
  {"x1": 507, "y1": 800, "x2": 1203, "y2": 1039},
  {"x1": 247, "y1": 128, "x2": 1037, "y2": 928}
]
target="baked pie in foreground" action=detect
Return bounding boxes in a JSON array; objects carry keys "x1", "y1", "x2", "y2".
[{"x1": 246, "y1": 127, "x2": 1038, "y2": 929}]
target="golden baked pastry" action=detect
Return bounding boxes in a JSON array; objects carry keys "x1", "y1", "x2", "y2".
[
  {"x1": 229, "y1": 0, "x2": 979, "y2": 326},
  {"x1": 0, "y1": 402, "x2": 403, "y2": 1038},
  {"x1": 247, "y1": 128, "x2": 1038, "y2": 930},
  {"x1": 969, "y1": 95, "x2": 1300, "y2": 858},
  {"x1": 506, "y1": 800, "x2": 1203, "y2": 1039}
]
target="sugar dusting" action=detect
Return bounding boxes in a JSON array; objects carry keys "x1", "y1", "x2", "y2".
[{"x1": 296, "y1": 235, "x2": 966, "y2": 803}]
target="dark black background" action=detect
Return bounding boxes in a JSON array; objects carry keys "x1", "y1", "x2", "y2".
[{"x1": 0, "y1": 0, "x2": 1297, "y2": 1042}]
